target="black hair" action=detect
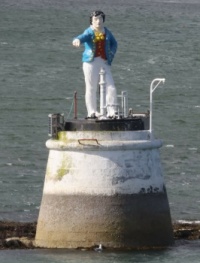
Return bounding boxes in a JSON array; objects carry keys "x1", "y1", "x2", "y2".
[{"x1": 90, "y1": 10, "x2": 105, "y2": 25}]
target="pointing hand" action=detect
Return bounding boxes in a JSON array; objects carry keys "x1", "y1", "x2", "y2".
[{"x1": 72, "y1": 39, "x2": 81, "y2": 47}]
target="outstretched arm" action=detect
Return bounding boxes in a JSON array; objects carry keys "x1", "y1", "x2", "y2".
[{"x1": 72, "y1": 28, "x2": 92, "y2": 48}]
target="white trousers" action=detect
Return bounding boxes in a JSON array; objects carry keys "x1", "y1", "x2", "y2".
[{"x1": 83, "y1": 57, "x2": 117, "y2": 117}]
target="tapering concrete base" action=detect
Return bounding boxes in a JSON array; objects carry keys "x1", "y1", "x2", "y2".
[
  {"x1": 35, "y1": 118, "x2": 173, "y2": 249},
  {"x1": 35, "y1": 192, "x2": 173, "y2": 249}
]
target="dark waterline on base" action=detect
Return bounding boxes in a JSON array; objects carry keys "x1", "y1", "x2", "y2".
[{"x1": 36, "y1": 193, "x2": 173, "y2": 249}]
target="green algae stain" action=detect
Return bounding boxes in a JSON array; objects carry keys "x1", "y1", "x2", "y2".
[
  {"x1": 56, "y1": 155, "x2": 72, "y2": 181},
  {"x1": 56, "y1": 168, "x2": 67, "y2": 180},
  {"x1": 45, "y1": 153, "x2": 72, "y2": 181},
  {"x1": 58, "y1": 131, "x2": 68, "y2": 143}
]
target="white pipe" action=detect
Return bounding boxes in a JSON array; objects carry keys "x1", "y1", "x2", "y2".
[
  {"x1": 99, "y1": 68, "x2": 107, "y2": 116},
  {"x1": 121, "y1": 91, "x2": 128, "y2": 117},
  {"x1": 149, "y1": 78, "x2": 165, "y2": 139}
]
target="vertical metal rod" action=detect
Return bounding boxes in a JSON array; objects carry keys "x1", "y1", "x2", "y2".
[
  {"x1": 99, "y1": 68, "x2": 107, "y2": 116},
  {"x1": 149, "y1": 78, "x2": 165, "y2": 139},
  {"x1": 121, "y1": 91, "x2": 128, "y2": 117},
  {"x1": 74, "y1": 91, "x2": 77, "y2": 119}
]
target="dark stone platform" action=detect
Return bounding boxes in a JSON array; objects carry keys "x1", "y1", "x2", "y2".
[{"x1": 64, "y1": 117, "x2": 148, "y2": 132}]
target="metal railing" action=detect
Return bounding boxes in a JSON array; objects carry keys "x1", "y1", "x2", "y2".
[{"x1": 149, "y1": 78, "x2": 165, "y2": 139}]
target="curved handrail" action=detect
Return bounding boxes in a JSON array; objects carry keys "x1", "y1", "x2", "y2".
[{"x1": 149, "y1": 78, "x2": 165, "y2": 139}]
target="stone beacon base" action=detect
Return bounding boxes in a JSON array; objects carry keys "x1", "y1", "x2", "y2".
[{"x1": 35, "y1": 118, "x2": 174, "y2": 249}]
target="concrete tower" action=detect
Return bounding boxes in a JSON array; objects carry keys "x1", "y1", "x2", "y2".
[{"x1": 35, "y1": 119, "x2": 173, "y2": 249}]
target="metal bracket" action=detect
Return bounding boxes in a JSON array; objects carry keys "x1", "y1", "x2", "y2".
[{"x1": 48, "y1": 113, "x2": 64, "y2": 139}]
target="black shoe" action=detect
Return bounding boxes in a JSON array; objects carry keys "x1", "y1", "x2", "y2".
[{"x1": 85, "y1": 113, "x2": 97, "y2": 119}]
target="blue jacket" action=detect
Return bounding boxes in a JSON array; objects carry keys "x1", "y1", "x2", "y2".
[{"x1": 74, "y1": 26, "x2": 117, "y2": 65}]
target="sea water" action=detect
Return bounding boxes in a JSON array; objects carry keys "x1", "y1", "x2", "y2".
[{"x1": 0, "y1": 0, "x2": 200, "y2": 262}]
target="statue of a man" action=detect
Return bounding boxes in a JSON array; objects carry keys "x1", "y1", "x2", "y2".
[{"x1": 72, "y1": 10, "x2": 118, "y2": 118}]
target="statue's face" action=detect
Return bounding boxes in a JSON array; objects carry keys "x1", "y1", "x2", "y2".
[{"x1": 92, "y1": 15, "x2": 104, "y2": 30}]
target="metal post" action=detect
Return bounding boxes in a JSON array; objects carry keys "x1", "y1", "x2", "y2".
[
  {"x1": 121, "y1": 91, "x2": 128, "y2": 118},
  {"x1": 149, "y1": 78, "x2": 165, "y2": 139},
  {"x1": 99, "y1": 68, "x2": 107, "y2": 116}
]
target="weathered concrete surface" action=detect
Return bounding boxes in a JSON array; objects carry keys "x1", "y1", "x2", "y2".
[{"x1": 35, "y1": 193, "x2": 173, "y2": 249}]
